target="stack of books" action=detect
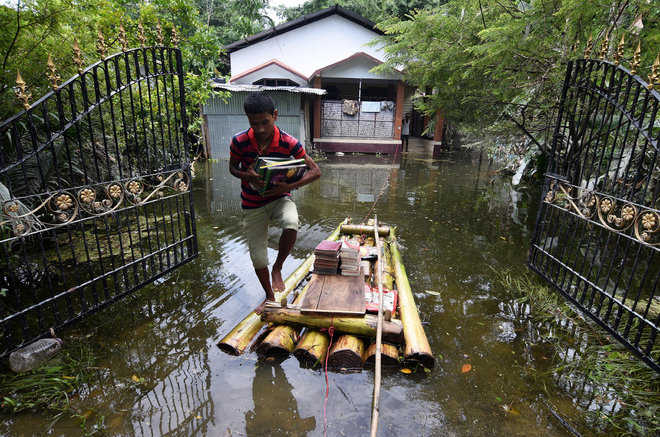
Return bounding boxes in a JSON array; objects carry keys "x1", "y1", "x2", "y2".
[
  {"x1": 251, "y1": 157, "x2": 307, "y2": 195},
  {"x1": 313, "y1": 240, "x2": 341, "y2": 275},
  {"x1": 339, "y1": 239, "x2": 361, "y2": 276}
]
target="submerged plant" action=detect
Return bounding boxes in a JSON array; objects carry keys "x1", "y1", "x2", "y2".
[
  {"x1": 0, "y1": 341, "x2": 95, "y2": 414},
  {"x1": 495, "y1": 269, "x2": 660, "y2": 436}
]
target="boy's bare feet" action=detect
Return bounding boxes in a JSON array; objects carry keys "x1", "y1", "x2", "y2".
[
  {"x1": 255, "y1": 299, "x2": 275, "y2": 315},
  {"x1": 271, "y1": 268, "x2": 285, "y2": 292}
]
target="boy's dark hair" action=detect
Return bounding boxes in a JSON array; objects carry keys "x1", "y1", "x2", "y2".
[{"x1": 244, "y1": 92, "x2": 275, "y2": 115}]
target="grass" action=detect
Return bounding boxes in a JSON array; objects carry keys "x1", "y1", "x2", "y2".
[
  {"x1": 0, "y1": 340, "x2": 105, "y2": 435},
  {"x1": 495, "y1": 269, "x2": 660, "y2": 437}
]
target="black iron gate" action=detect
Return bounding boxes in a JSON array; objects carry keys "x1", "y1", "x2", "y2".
[
  {"x1": 0, "y1": 39, "x2": 198, "y2": 356},
  {"x1": 529, "y1": 48, "x2": 659, "y2": 371}
]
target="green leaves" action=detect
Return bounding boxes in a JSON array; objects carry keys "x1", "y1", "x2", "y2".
[{"x1": 375, "y1": 0, "x2": 660, "y2": 140}]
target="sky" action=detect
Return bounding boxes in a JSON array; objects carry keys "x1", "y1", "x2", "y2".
[{"x1": 267, "y1": 0, "x2": 308, "y2": 24}]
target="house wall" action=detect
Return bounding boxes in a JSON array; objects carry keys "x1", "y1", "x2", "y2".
[
  {"x1": 403, "y1": 86, "x2": 415, "y2": 117},
  {"x1": 230, "y1": 15, "x2": 388, "y2": 82},
  {"x1": 320, "y1": 100, "x2": 395, "y2": 138},
  {"x1": 232, "y1": 63, "x2": 306, "y2": 85},
  {"x1": 203, "y1": 91, "x2": 302, "y2": 159},
  {"x1": 320, "y1": 56, "x2": 399, "y2": 80}
]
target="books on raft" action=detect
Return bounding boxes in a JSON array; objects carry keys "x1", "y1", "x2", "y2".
[
  {"x1": 251, "y1": 157, "x2": 307, "y2": 195},
  {"x1": 313, "y1": 240, "x2": 341, "y2": 275},
  {"x1": 339, "y1": 239, "x2": 361, "y2": 276}
]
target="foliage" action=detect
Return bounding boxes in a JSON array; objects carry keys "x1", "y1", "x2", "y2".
[
  {"x1": 374, "y1": 0, "x2": 660, "y2": 150},
  {"x1": 275, "y1": 0, "x2": 448, "y2": 23},
  {"x1": 0, "y1": 0, "x2": 262, "y2": 134},
  {"x1": 196, "y1": 0, "x2": 273, "y2": 47}
]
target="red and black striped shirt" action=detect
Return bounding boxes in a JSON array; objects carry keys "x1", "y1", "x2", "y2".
[{"x1": 230, "y1": 126, "x2": 306, "y2": 209}]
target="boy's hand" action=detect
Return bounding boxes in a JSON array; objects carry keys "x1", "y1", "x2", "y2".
[
  {"x1": 243, "y1": 165, "x2": 264, "y2": 188},
  {"x1": 262, "y1": 180, "x2": 292, "y2": 197}
]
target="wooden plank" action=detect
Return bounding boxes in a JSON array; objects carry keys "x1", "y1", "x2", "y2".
[
  {"x1": 300, "y1": 274, "x2": 325, "y2": 311},
  {"x1": 319, "y1": 275, "x2": 365, "y2": 313},
  {"x1": 302, "y1": 274, "x2": 365, "y2": 315}
]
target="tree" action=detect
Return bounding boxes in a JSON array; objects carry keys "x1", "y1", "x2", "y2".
[
  {"x1": 374, "y1": 0, "x2": 660, "y2": 152},
  {"x1": 0, "y1": 0, "x2": 249, "y2": 142},
  {"x1": 275, "y1": 0, "x2": 448, "y2": 23},
  {"x1": 196, "y1": 0, "x2": 272, "y2": 46}
]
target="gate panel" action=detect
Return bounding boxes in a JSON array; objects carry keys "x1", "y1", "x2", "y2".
[
  {"x1": 0, "y1": 46, "x2": 198, "y2": 356},
  {"x1": 529, "y1": 59, "x2": 659, "y2": 372}
]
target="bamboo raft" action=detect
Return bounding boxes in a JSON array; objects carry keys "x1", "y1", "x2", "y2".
[{"x1": 217, "y1": 219, "x2": 435, "y2": 372}]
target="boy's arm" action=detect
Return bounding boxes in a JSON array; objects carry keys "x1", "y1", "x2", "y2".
[{"x1": 229, "y1": 156, "x2": 263, "y2": 188}]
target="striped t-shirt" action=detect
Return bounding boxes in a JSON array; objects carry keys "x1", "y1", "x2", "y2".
[{"x1": 229, "y1": 126, "x2": 306, "y2": 209}]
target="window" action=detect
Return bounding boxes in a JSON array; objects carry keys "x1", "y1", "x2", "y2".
[{"x1": 253, "y1": 78, "x2": 299, "y2": 87}]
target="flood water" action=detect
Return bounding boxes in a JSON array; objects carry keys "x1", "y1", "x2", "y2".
[{"x1": 1, "y1": 150, "x2": 624, "y2": 436}]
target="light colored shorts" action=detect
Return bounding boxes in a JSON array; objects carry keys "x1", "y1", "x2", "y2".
[{"x1": 242, "y1": 196, "x2": 299, "y2": 270}]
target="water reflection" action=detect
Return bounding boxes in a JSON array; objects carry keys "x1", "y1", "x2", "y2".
[
  {"x1": 317, "y1": 159, "x2": 397, "y2": 203},
  {"x1": 200, "y1": 160, "x2": 242, "y2": 216},
  {"x1": 245, "y1": 364, "x2": 315, "y2": 436}
]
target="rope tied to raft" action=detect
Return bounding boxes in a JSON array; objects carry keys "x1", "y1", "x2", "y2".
[{"x1": 320, "y1": 323, "x2": 335, "y2": 437}]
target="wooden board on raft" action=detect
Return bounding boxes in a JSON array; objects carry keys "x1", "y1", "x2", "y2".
[{"x1": 300, "y1": 273, "x2": 366, "y2": 315}]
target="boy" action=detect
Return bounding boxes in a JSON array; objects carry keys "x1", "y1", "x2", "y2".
[{"x1": 229, "y1": 92, "x2": 321, "y2": 313}]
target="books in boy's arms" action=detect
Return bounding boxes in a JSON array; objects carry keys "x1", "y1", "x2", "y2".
[{"x1": 251, "y1": 157, "x2": 307, "y2": 195}]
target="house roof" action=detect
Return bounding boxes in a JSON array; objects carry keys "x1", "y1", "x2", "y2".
[
  {"x1": 225, "y1": 5, "x2": 383, "y2": 53},
  {"x1": 230, "y1": 59, "x2": 308, "y2": 83},
  {"x1": 309, "y1": 51, "x2": 402, "y2": 79}
]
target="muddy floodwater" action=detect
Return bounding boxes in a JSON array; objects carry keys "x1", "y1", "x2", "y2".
[{"x1": 2, "y1": 150, "x2": 624, "y2": 436}]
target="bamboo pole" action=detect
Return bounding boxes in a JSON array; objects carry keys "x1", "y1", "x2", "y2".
[
  {"x1": 341, "y1": 224, "x2": 390, "y2": 237},
  {"x1": 260, "y1": 308, "x2": 403, "y2": 343},
  {"x1": 255, "y1": 281, "x2": 313, "y2": 358},
  {"x1": 382, "y1": 240, "x2": 395, "y2": 291},
  {"x1": 363, "y1": 342, "x2": 399, "y2": 368},
  {"x1": 217, "y1": 219, "x2": 347, "y2": 355},
  {"x1": 294, "y1": 329, "x2": 330, "y2": 368},
  {"x1": 389, "y1": 228, "x2": 435, "y2": 369},
  {"x1": 370, "y1": 216, "x2": 385, "y2": 437},
  {"x1": 327, "y1": 334, "x2": 364, "y2": 370}
]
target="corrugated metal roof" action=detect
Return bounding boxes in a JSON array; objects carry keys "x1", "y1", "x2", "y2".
[{"x1": 210, "y1": 83, "x2": 326, "y2": 95}]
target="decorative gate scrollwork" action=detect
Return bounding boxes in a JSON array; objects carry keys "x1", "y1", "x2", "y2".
[
  {"x1": 0, "y1": 34, "x2": 198, "y2": 356},
  {"x1": 529, "y1": 44, "x2": 659, "y2": 372}
]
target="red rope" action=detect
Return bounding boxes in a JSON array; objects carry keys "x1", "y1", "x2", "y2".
[{"x1": 322, "y1": 324, "x2": 335, "y2": 437}]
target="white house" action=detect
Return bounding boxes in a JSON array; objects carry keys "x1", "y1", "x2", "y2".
[{"x1": 203, "y1": 5, "x2": 443, "y2": 157}]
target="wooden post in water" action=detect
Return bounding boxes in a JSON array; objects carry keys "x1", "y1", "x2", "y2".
[
  {"x1": 364, "y1": 342, "x2": 399, "y2": 368},
  {"x1": 370, "y1": 216, "x2": 385, "y2": 437},
  {"x1": 327, "y1": 335, "x2": 364, "y2": 370},
  {"x1": 294, "y1": 329, "x2": 330, "y2": 367}
]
